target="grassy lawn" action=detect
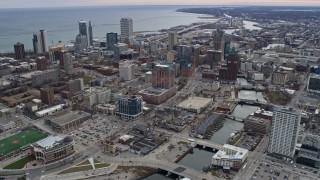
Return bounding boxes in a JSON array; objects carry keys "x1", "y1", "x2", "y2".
[
  {"x1": 59, "y1": 165, "x2": 93, "y2": 174},
  {"x1": 4, "y1": 155, "x2": 35, "y2": 169},
  {"x1": 177, "y1": 141, "x2": 188, "y2": 145},
  {"x1": 95, "y1": 163, "x2": 109, "y2": 169},
  {"x1": 0, "y1": 128, "x2": 47, "y2": 156},
  {"x1": 229, "y1": 133, "x2": 242, "y2": 145},
  {"x1": 77, "y1": 160, "x2": 90, "y2": 166},
  {"x1": 211, "y1": 170, "x2": 220, "y2": 177},
  {"x1": 82, "y1": 76, "x2": 93, "y2": 84}
]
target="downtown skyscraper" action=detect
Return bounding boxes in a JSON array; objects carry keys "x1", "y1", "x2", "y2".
[
  {"x1": 78, "y1": 20, "x2": 93, "y2": 47},
  {"x1": 32, "y1": 30, "x2": 48, "y2": 54}
]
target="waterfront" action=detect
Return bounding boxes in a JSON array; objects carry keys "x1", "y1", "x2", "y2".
[
  {"x1": 238, "y1": 90, "x2": 267, "y2": 102},
  {"x1": 0, "y1": 5, "x2": 216, "y2": 52},
  {"x1": 210, "y1": 119, "x2": 243, "y2": 145},
  {"x1": 177, "y1": 147, "x2": 216, "y2": 171}
]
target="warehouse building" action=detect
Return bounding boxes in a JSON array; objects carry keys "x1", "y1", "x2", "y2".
[{"x1": 50, "y1": 111, "x2": 91, "y2": 132}]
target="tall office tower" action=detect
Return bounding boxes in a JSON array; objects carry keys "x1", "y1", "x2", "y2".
[
  {"x1": 267, "y1": 106, "x2": 301, "y2": 159},
  {"x1": 115, "y1": 94, "x2": 143, "y2": 120},
  {"x1": 40, "y1": 88, "x2": 55, "y2": 105},
  {"x1": 14, "y1": 42, "x2": 25, "y2": 60},
  {"x1": 36, "y1": 56, "x2": 48, "y2": 71},
  {"x1": 40, "y1": 30, "x2": 49, "y2": 53},
  {"x1": 219, "y1": 48, "x2": 239, "y2": 82},
  {"x1": 88, "y1": 21, "x2": 93, "y2": 46},
  {"x1": 168, "y1": 31, "x2": 178, "y2": 50},
  {"x1": 33, "y1": 33, "x2": 42, "y2": 54},
  {"x1": 74, "y1": 34, "x2": 88, "y2": 53},
  {"x1": 176, "y1": 45, "x2": 193, "y2": 69},
  {"x1": 78, "y1": 20, "x2": 88, "y2": 37},
  {"x1": 106, "y1": 32, "x2": 118, "y2": 50},
  {"x1": 212, "y1": 28, "x2": 225, "y2": 51},
  {"x1": 62, "y1": 51, "x2": 73, "y2": 75},
  {"x1": 152, "y1": 64, "x2": 175, "y2": 89},
  {"x1": 120, "y1": 17, "x2": 133, "y2": 44}
]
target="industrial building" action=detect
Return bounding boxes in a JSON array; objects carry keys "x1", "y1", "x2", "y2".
[
  {"x1": 177, "y1": 97, "x2": 213, "y2": 114},
  {"x1": 193, "y1": 113, "x2": 224, "y2": 136},
  {"x1": 212, "y1": 144, "x2": 249, "y2": 170},
  {"x1": 31, "y1": 135, "x2": 75, "y2": 164},
  {"x1": 115, "y1": 95, "x2": 143, "y2": 120},
  {"x1": 50, "y1": 111, "x2": 91, "y2": 132}
]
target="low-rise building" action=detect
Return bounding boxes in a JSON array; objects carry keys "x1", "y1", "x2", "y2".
[
  {"x1": 95, "y1": 104, "x2": 115, "y2": 115},
  {"x1": 35, "y1": 104, "x2": 64, "y2": 117},
  {"x1": 297, "y1": 134, "x2": 320, "y2": 168},
  {"x1": 177, "y1": 97, "x2": 213, "y2": 114},
  {"x1": 31, "y1": 135, "x2": 75, "y2": 164},
  {"x1": 50, "y1": 111, "x2": 91, "y2": 132},
  {"x1": 243, "y1": 115, "x2": 271, "y2": 135},
  {"x1": 212, "y1": 144, "x2": 249, "y2": 170}
]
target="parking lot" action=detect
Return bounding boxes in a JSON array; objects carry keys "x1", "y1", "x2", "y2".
[
  {"x1": 251, "y1": 162, "x2": 289, "y2": 180},
  {"x1": 68, "y1": 115, "x2": 128, "y2": 151},
  {"x1": 236, "y1": 133, "x2": 262, "y2": 151}
]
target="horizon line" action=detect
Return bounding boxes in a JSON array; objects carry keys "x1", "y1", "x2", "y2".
[{"x1": 1, "y1": 4, "x2": 320, "y2": 10}]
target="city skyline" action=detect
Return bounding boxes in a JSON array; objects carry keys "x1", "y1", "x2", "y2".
[{"x1": 1, "y1": 0, "x2": 320, "y2": 8}]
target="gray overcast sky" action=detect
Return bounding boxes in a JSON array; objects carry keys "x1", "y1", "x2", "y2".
[{"x1": 1, "y1": 0, "x2": 320, "y2": 8}]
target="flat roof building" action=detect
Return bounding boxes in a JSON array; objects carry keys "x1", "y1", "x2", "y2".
[
  {"x1": 50, "y1": 111, "x2": 91, "y2": 132},
  {"x1": 177, "y1": 97, "x2": 213, "y2": 114},
  {"x1": 212, "y1": 144, "x2": 249, "y2": 170},
  {"x1": 268, "y1": 106, "x2": 301, "y2": 159},
  {"x1": 244, "y1": 115, "x2": 271, "y2": 135}
]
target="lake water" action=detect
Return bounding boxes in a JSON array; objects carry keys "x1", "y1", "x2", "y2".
[{"x1": 0, "y1": 5, "x2": 217, "y2": 52}]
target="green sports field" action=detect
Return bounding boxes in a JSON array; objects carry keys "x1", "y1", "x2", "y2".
[{"x1": 0, "y1": 128, "x2": 47, "y2": 156}]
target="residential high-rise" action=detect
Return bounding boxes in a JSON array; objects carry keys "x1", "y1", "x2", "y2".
[
  {"x1": 106, "y1": 32, "x2": 118, "y2": 50},
  {"x1": 32, "y1": 30, "x2": 48, "y2": 54},
  {"x1": 119, "y1": 61, "x2": 135, "y2": 81},
  {"x1": 40, "y1": 88, "x2": 55, "y2": 105},
  {"x1": 168, "y1": 31, "x2": 178, "y2": 50},
  {"x1": 74, "y1": 34, "x2": 88, "y2": 53},
  {"x1": 14, "y1": 42, "x2": 25, "y2": 60},
  {"x1": 78, "y1": 20, "x2": 88, "y2": 37},
  {"x1": 267, "y1": 106, "x2": 301, "y2": 159},
  {"x1": 120, "y1": 17, "x2": 133, "y2": 44},
  {"x1": 62, "y1": 51, "x2": 73, "y2": 75},
  {"x1": 49, "y1": 44, "x2": 64, "y2": 64},
  {"x1": 36, "y1": 56, "x2": 48, "y2": 71},
  {"x1": 33, "y1": 33, "x2": 42, "y2": 54},
  {"x1": 88, "y1": 21, "x2": 93, "y2": 46},
  {"x1": 40, "y1": 30, "x2": 49, "y2": 53},
  {"x1": 115, "y1": 95, "x2": 143, "y2": 120},
  {"x1": 152, "y1": 64, "x2": 175, "y2": 89}
]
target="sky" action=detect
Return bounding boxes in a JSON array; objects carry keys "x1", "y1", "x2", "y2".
[{"x1": 0, "y1": 0, "x2": 320, "y2": 8}]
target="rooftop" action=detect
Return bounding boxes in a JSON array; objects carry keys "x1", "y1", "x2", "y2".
[
  {"x1": 51, "y1": 111, "x2": 91, "y2": 126},
  {"x1": 213, "y1": 144, "x2": 248, "y2": 160},
  {"x1": 178, "y1": 97, "x2": 212, "y2": 110},
  {"x1": 35, "y1": 135, "x2": 64, "y2": 149},
  {"x1": 245, "y1": 115, "x2": 270, "y2": 125}
]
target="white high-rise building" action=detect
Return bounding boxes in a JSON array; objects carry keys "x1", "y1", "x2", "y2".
[
  {"x1": 120, "y1": 17, "x2": 133, "y2": 44},
  {"x1": 168, "y1": 31, "x2": 178, "y2": 50},
  {"x1": 119, "y1": 61, "x2": 135, "y2": 81},
  {"x1": 267, "y1": 106, "x2": 301, "y2": 159}
]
